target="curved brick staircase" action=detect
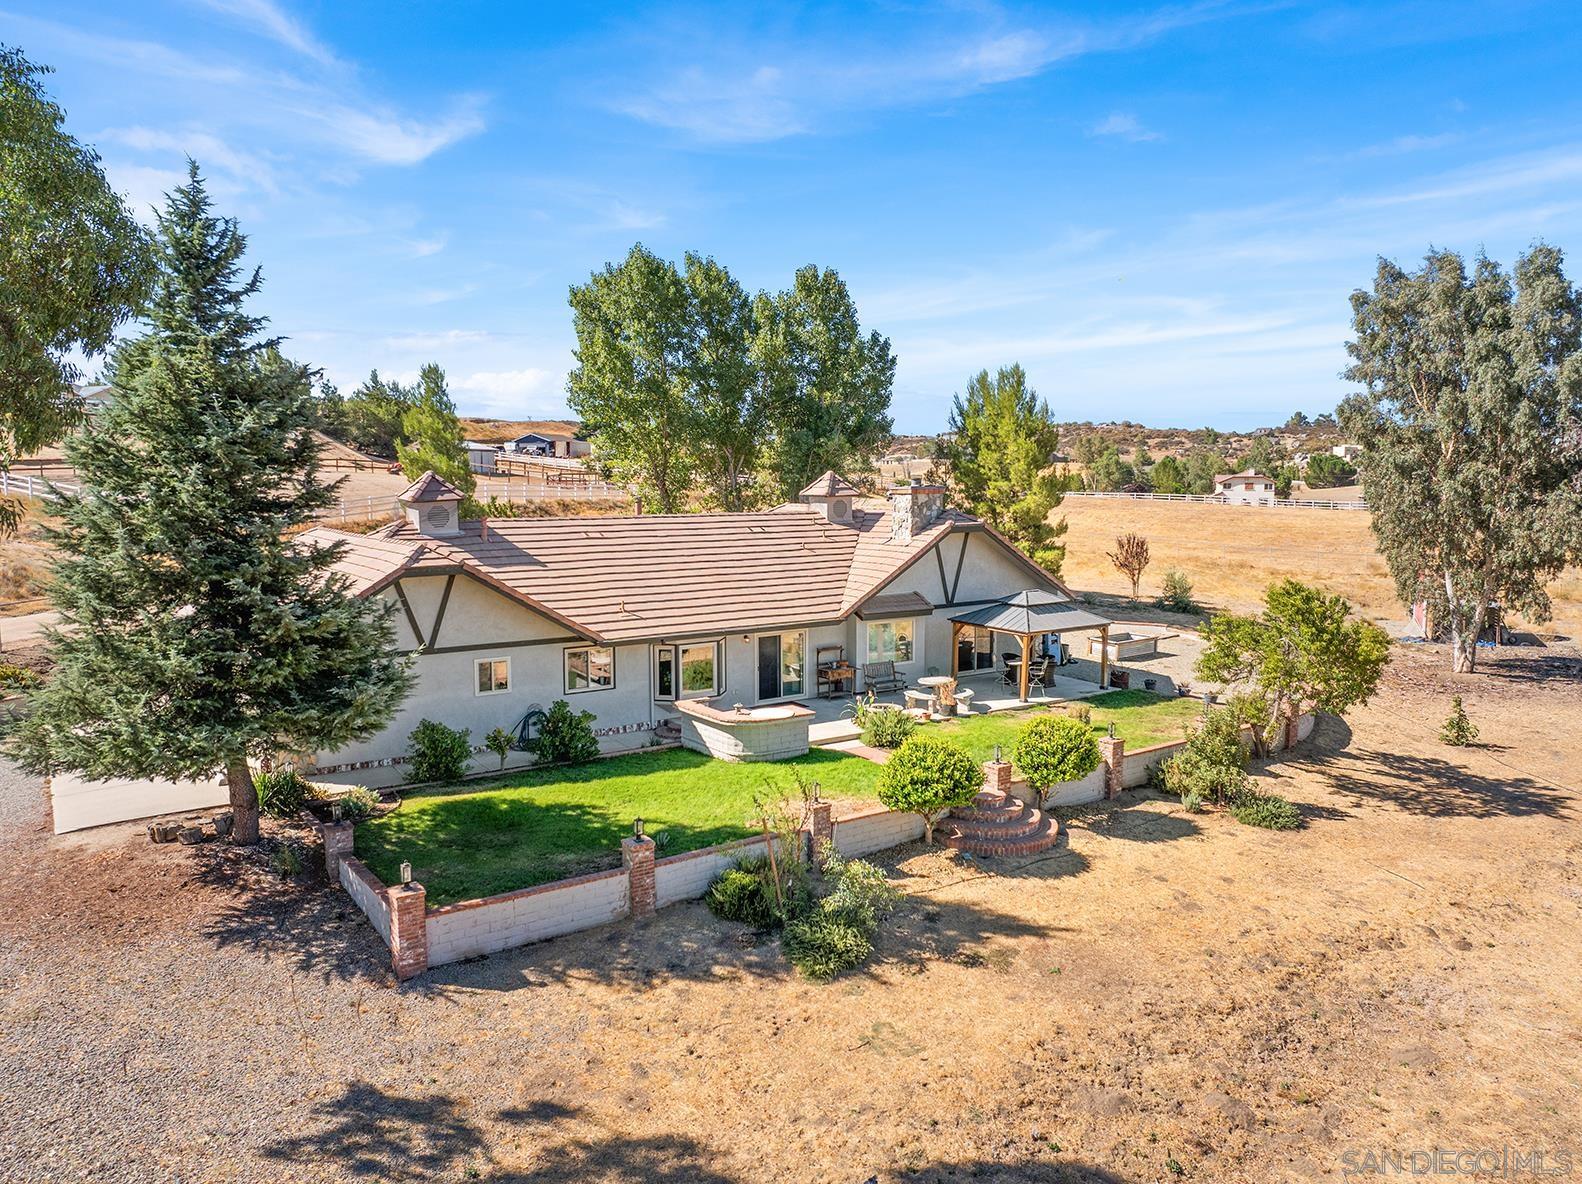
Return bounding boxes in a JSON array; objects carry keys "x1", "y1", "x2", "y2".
[{"x1": 937, "y1": 788, "x2": 1060, "y2": 857}]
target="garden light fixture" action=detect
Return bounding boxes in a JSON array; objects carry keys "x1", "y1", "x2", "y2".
[
  {"x1": 400, "y1": 860, "x2": 412, "y2": 885},
  {"x1": 633, "y1": 817, "x2": 645, "y2": 837}
]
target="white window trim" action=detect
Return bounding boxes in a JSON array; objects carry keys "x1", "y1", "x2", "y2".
[
  {"x1": 564, "y1": 644, "x2": 616, "y2": 695},
  {"x1": 863, "y1": 618, "x2": 917, "y2": 666},
  {"x1": 474, "y1": 656, "x2": 511, "y2": 696}
]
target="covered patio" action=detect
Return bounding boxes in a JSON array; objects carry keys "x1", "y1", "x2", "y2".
[{"x1": 949, "y1": 590, "x2": 1115, "y2": 702}]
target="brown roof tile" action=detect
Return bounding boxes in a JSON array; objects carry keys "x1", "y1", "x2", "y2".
[{"x1": 398, "y1": 471, "x2": 463, "y2": 503}]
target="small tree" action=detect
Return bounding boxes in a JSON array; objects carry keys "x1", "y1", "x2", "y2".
[
  {"x1": 1107, "y1": 533, "x2": 1150, "y2": 599},
  {"x1": 1159, "y1": 570, "x2": 1197, "y2": 614},
  {"x1": 1014, "y1": 716, "x2": 1101, "y2": 798},
  {"x1": 1151, "y1": 455, "x2": 1186, "y2": 494},
  {"x1": 537, "y1": 699, "x2": 599, "y2": 765},
  {"x1": 876, "y1": 734, "x2": 982, "y2": 843},
  {"x1": 1160, "y1": 706, "x2": 1250, "y2": 805},
  {"x1": 485, "y1": 726, "x2": 513, "y2": 771},
  {"x1": 1440, "y1": 697, "x2": 1478, "y2": 746},
  {"x1": 395, "y1": 363, "x2": 474, "y2": 498},
  {"x1": 1196, "y1": 579, "x2": 1389, "y2": 754}
]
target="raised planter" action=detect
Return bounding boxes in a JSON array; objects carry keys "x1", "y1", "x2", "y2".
[{"x1": 671, "y1": 699, "x2": 814, "y2": 762}]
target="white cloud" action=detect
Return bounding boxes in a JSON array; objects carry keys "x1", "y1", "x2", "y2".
[
  {"x1": 294, "y1": 97, "x2": 486, "y2": 166},
  {"x1": 380, "y1": 329, "x2": 497, "y2": 352},
  {"x1": 100, "y1": 125, "x2": 280, "y2": 194},
  {"x1": 405, "y1": 234, "x2": 449, "y2": 258},
  {"x1": 194, "y1": 0, "x2": 340, "y2": 67},
  {"x1": 1090, "y1": 112, "x2": 1161, "y2": 142}
]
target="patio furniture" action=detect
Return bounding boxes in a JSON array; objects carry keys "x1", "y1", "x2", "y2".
[
  {"x1": 953, "y1": 687, "x2": 976, "y2": 714},
  {"x1": 1027, "y1": 656, "x2": 1055, "y2": 697},
  {"x1": 947, "y1": 589, "x2": 1114, "y2": 699},
  {"x1": 816, "y1": 645, "x2": 855, "y2": 699},
  {"x1": 861, "y1": 660, "x2": 906, "y2": 693},
  {"x1": 902, "y1": 688, "x2": 934, "y2": 713},
  {"x1": 917, "y1": 674, "x2": 956, "y2": 716}
]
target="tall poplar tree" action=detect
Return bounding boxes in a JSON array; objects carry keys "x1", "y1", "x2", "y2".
[
  {"x1": 939, "y1": 364, "x2": 1068, "y2": 573},
  {"x1": 7, "y1": 164, "x2": 411, "y2": 844},
  {"x1": 1342, "y1": 246, "x2": 1582, "y2": 672},
  {"x1": 682, "y1": 252, "x2": 764, "y2": 510}
]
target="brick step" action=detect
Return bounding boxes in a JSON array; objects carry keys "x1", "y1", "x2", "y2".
[
  {"x1": 938, "y1": 815, "x2": 1061, "y2": 857},
  {"x1": 951, "y1": 793, "x2": 1030, "y2": 823},
  {"x1": 946, "y1": 806, "x2": 1046, "y2": 840}
]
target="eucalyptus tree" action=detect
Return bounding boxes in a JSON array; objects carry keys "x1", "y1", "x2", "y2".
[{"x1": 1341, "y1": 246, "x2": 1582, "y2": 672}]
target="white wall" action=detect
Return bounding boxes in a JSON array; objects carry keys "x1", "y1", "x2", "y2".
[
  {"x1": 425, "y1": 869, "x2": 630, "y2": 966},
  {"x1": 831, "y1": 808, "x2": 926, "y2": 856},
  {"x1": 653, "y1": 836, "x2": 772, "y2": 908},
  {"x1": 339, "y1": 858, "x2": 392, "y2": 947},
  {"x1": 1039, "y1": 765, "x2": 1108, "y2": 807}
]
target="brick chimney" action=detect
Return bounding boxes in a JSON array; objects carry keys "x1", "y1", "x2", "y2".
[{"x1": 888, "y1": 477, "x2": 945, "y2": 542}]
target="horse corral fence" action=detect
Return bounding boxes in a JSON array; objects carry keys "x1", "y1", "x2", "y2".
[{"x1": 1062, "y1": 490, "x2": 1368, "y2": 511}]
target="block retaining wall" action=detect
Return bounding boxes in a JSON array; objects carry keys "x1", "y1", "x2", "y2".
[{"x1": 331, "y1": 713, "x2": 1315, "y2": 980}]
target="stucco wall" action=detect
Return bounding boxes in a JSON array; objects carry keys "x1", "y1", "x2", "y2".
[
  {"x1": 339, "y1": 857, "x2": 392, "y2": 948},
  {"x1": 1039, "y1": 765, "x2": 1108, "y2": 807},
  {"x1": 1122, "y1": 740, "x2": 1187, "y2": 789},
  {"x1": 425, "y1": 868, "x2": 630, "y2": 966}
]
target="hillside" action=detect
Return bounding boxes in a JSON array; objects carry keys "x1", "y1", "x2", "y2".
[{"x1": 459, "y1": 418, "x2": 583, "y2": 444}]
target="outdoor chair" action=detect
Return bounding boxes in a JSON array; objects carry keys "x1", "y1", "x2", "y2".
[
  {"x1": 861, "y1": 660, "x2": 906, "y2": 693},
  {"x1": 1028, "y1": 656, "x2": 1055, "y2": 697}
]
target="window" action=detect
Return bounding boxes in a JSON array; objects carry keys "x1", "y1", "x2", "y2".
[
  {"x1": 475, "y1": 657, "x2": 510, "y2": 695},
  {"x1": 652, "y1": 641, "x2": 722, "y2": 700},
  {"x1": 864, "y1": 619, "x2": 915, "y2": 665},
  {"x1": 955, "y1": 625, "x2": 995, "y2": 672},
  {"x1": 565, "y1": 646, "x2": 615, "y2": 693}
]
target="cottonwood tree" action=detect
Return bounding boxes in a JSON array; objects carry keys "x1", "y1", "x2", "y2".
[
  {"x1": 1150, "y1": 454, "x2": 1186, "y2": 494},
  {"x1": 0, "y1": 45, "x2": 150, "y2": 532},
  {"x1": 1342, "y1": 246, "x2": 1582, "y2": 671},
  {"x1": 939, "y1": 364, "x2": 1068, "y2": 573},
  {"x1": 1107, "y1": 532, "x2": 1150, "y2": 598},
  {"x1": 7, "y1": 165, "x2": 411, "y2": 844},
  {"x1": 1195, "y1": 579, "x2": 1389, "y2": 755},
  {"x1": 683, "y1": 253, "x2": 765, "y2": 510},
  {"x1": 567, "y1": 244, "x2": 694, "y2": 512},
  {"x1": 760, "y1": 265, "x2": 895, "y2": 500},
  {"x1": 396, "y1": 362, "x2": 474, "y2": 496}
]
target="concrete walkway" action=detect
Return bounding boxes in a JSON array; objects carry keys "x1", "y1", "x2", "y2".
[
  {"x1": 48, "y1": 769, "x2": 228, "y2": 835},
  {"x1": 0, "y1": 609, "x2": 58, "y2": 650}
]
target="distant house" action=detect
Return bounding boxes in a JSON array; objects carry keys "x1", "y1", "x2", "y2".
[
  {"x1": 509, "y1": 431, "x2": 591, "y2": 459},
  {"x1": 1331, "y1": 443, "x2": 1363, "y2": 461},
  {"x1": 1214, "y1": 470, "x2": 1277, "y2": 506}
]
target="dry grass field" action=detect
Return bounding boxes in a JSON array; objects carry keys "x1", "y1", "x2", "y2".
[{"x1": 1056, "y1": 497, "x2": 1582, "y2": 640}]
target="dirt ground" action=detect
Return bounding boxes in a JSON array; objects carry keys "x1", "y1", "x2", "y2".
[
  {"x1": 0, "y1": 639, "x2": 1578, "y2": 1182},
  {"x1": 1056, "y1": 497, "x2": 1582, "y2": 640}
]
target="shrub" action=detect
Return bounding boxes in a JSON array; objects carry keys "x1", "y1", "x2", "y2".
[
  {"x1": 407, "y1": 719, "x2": 472, "y2": 783},
  {"x1": 1159, "y1": 569, "x2": 1197, "y2": 613},
  {"x1": 254, "y1": 768, "x2": 310, "y2": 818},
  {"x1": 861, "y1": 707, "x2": 915, "y2": 749},
  {"x1": 0, "y1": 662, "x2": 41, "y2": 692},
  {"x1": 335, "y1": 784, "x2": 381, "y2": 823},
  {"x1": 1065, "y1": 702, "x2": 1093, "y2": 726},
  {"x1": 1440, "y1": 696, "x2": 1478, "y2": 746},
  {"x1": 1014, "y1": 715, "x2": 1101, "y2": 794},
  {"x1": 877, "y1": 734, "x2": 984, "y2": 843},
  {"x1": 1181, "y1": 789, "x2": 1204, "y2": 813},
  {"x1": 537, "y1": 699, "x2": 599, "y2": 765},
  {"x1": 705, "y1": 859, "x2": 778, "y2": 928},
  {"x1": 271, "y1": 842, "x2": 304, "y2": 877},
  {"x1": 820, "y1": 848, "x2": 900, "y2": 933},
  {"x1": 1159, "y1": 705, "x2": 1249, "y2": 806},
  {"x1": 485, "y1": 726, "x2": 514, "y2": 770},
  {"x1": 783, "y1": 913, "x2": 873, "y2": 982},
  {"x1": 1230, "y1": 793, "x2": 1302, "y2": 830}
]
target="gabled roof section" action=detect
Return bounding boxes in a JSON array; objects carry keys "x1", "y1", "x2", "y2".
[
  {"x1": 398, "y1": 471, "x2": 463, "y2": 503},
  {"x1": 296, "y1": 527, "x2": 425, "y2": 596},
  {"x1": 1214, "y1": 469, "x2": 1273, "y2": 484},
  {"x1": 799, "y1": 470, "x2": 860, "y2": 498}
]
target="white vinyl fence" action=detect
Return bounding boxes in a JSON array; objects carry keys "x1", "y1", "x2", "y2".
[{"x1": 1062, "y1": 490, "x2": 1368, "y2": 511}]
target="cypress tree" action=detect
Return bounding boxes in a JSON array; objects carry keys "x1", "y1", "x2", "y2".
[{"x1": 8, "y1": 162, "x2": 411, "y2": 844}]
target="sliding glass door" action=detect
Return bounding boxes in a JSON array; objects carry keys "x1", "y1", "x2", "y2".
[{"x1": 756, "y1": 631, "x2": 806, "y2": 701}]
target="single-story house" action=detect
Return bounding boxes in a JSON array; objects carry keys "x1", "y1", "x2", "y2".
[
  {"x1": 1214, "y1": 469, "x2": 1277, "y2": 505},
  {"x1": 508, "y1": 431, "x2": 591, "y2": 459},
  {"x1": 298, "y1": 471, "x2": 1102, "y2": 785}
]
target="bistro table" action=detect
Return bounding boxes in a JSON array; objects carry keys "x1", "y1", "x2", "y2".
[{"x1": 916, "y1": 674, "x2": 957, "y2": 718}]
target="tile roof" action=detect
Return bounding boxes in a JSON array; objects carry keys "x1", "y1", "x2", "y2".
[
  {"x1": 398, "y1": 471, "x2": 464, "y2": 503},
  {"x1": 308, "y1": 496, "x2": 1064, "y2": 644},
  {"x1": 1214, "y1": 469, "x2": 1274, "y2": 484}
]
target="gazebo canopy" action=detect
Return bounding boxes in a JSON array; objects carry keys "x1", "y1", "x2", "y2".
[
  {"x1": 949, "y1": 589, "x2": 1111, "y2": 636},
  {"x1": 948, "y1": 590, "x2": 1114, "y2": 700}
]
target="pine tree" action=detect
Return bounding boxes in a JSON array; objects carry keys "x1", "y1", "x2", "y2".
[
  {"x1": 395, "y1": 362, "x2": 474, "y2": 496},
  {"x1": 7, "y1": 163, "x2": 411, "y2": 844}
]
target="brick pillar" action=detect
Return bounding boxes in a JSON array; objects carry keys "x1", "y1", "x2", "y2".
[
  {"x1": 622, "y1": 835, "x2": 657, "y2": 918},
  {"x1": 983, "y1": 760, "x2": 1013, "y2": 795},
  {"x1": 1098, "y1": 736, "x2": 1125, "y2": 799},
  {"x1": 321, "y1": 820, "x2": 355, "y2": 877},
  {"x1": 808, "y1": 799, "x2": 834, "y2": 864},
  {"x1": 388, "y1": 882, "x2": 428, "y2": 981}
]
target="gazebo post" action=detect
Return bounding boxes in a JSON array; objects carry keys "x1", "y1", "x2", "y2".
[
  {"x1": 950, "y1": 621, "x2": 961, "y2": 677},
  {"x1": 1018, "y1": 633, "x2": 1032, "y2": 701},
  {"x1": 1098, "y1": 623, "x2": 1110, "y2": 690}
]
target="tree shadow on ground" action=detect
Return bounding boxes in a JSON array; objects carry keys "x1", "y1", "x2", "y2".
[
  {"x1": 1479, "y1": 653, "x2": 1582, "y2": 685},
  {"x1": 1311, "y1": 747, "x2": 1572, "y2": 819},
  {"x1": 1075, "y1": 807, "x2": 1201, "y2": 843},
  {"x1": 192, "y1": 838, "x2": 390, "y2": 984}
]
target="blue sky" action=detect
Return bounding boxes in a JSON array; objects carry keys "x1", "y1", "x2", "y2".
[{"x1": 10, "y1": 1, "x2": 1582, "y2": 430}]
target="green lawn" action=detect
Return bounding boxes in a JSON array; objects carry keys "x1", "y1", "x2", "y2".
[
  {"x1": 931, "y1": 690, "x2": 1203, "y2": 771},
  {"x1": 356, "y1": 746, "x2": 882, "y2": 905}
]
